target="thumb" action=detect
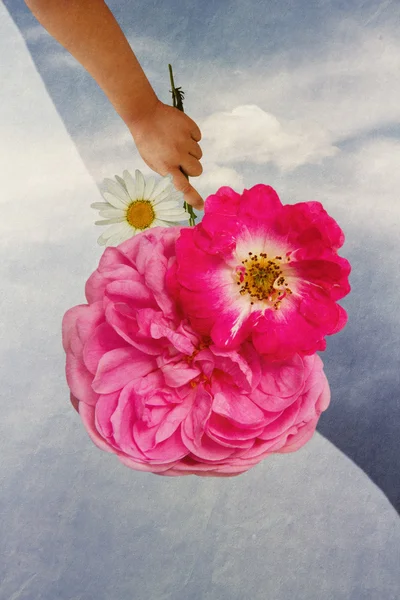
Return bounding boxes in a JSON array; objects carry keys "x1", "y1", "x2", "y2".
[{"x1": 169, "y1": 168, "x2": 204, "y2": 211}]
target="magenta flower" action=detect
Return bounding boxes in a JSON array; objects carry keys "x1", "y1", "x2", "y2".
[
  {"x1": 173, "y1": 184, "x2": 351, "y2": 360},
  {"x1": 62, "y1": 227, "x2": 330, "y2": 477}
]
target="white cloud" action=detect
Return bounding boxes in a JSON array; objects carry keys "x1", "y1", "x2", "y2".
[
  {"x1": 73, "y1": 17, "x2": 400, "y2": 191},
  {"x1": 196, "y1": 162, "x2": 244, "y2": 196},
  {"x1": 196, "y1": 18, "x2": 400, "y2": 144},
  {"x1": 16, "y1": 7, "x2": 400, "y2": 243},
  {"x1": 199, "y1": 104, "x2": 338, "y2": 170},
  {"x1": 323, "y1": 137, "x2": 400, "y2": 235}
]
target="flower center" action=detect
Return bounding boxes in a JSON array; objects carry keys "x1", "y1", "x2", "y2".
[
  {"x1": 184, "y1": 340, "x2": 212, "y2": 387},
  {"x1": 126, "y1": 200, "x2": 155, "y2": 229},
  {"x1": 184, "y1": 340, "x2": 210, "y2": 366},
  {"x1": 235, "y1": 251, "x2": 292, "y2": 310}
]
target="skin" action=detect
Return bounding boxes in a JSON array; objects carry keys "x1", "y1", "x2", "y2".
[{"x1": 24, "y1": 0, "x2": 204, "y2": 209}]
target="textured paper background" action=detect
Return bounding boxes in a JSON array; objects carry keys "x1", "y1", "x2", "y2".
[{"x1": 1, "y1": 1, "x2": 399, "y2": 598}]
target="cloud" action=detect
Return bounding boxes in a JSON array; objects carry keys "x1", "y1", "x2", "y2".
[
  {"x1": 195, "y1": 162, "x2": 245, "y2": 196},
  {"x1": 16, "y1": 4, "x2": 400, "y2": 242},
  {"x1": 201, "y1": 18, "x2": 400, "y2": 144},
  {"x1": 324, "y1": 137, "x2": 400, "y2": 235},
  {"x1": 199, "y1": 104, "x2": 338, "y2": 170}
]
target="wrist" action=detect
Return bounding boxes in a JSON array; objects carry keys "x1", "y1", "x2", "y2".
[{"x1": 124, "y1": 93, "x2": 160, "y2": 135}]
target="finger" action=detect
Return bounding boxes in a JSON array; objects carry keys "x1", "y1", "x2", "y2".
[
  {"x1": 170, "y1": 169, "x2": 204, "y2": 210},
  {"x1": 181, "y1": 155, "x2": 203, "y2": 177},
  {"x1": 190, "y1": 122, "x2": 202, "y2": 142},
  {"x1": 184, "y1": 187, "x2": 205, "y2": 211},
  {"x1": 188, "y1": 139, "x2": 203, "y2": 160}
]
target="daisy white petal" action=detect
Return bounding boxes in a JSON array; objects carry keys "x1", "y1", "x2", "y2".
[
  {"x1": 148, "y1": 174, "x2": 174, "y2": 201},
  {"x1": 144, "y1": 176, "x2": 157, "y2": 198},
  {"x1": 150, "y1": 218, "x2": 168, "y2": 227},
  {"x1": 99, "y1": 208, "x2": 125, "y2": 218},
  {"x1": 117, "y1": 222, "x2": 136, "y2": 241},
  {"x1": 157, "y1": 210, "x2": 187, "y2": 220},
  {"x1": 95, "y1": 217, "x2": 125, "y2": 225},
  {"x1": 106, "y1": 225, "x2": 133, "y2": 247},
  {"x1": 91, "y1": 202, "x2": 110, "y2": 210},
  {"x1": 134, "y1": 169, "x2": 146, "y2": 199},
  {"x1": 122, "y1": 169, "x2": 137, "y2": 200},
  {"x1": 103, "y1": 178, "x2": 130, "y2": 203},
  {"x1": 115, "y1": 174, "x2": 128, "y2": 192},
  {"x1": 152, "y1": 200, "x2": 184, "y2": 211},
  {"x1": 102, "y1": 191, "x2": 129, "y2": 210},
  {"x1": 164, "y1": 191, "x2": 185, "y2": 203},
  {"x1": 93, "y1": 169, "x2": 194, "y2": 246},
  {"x1": 97, "y1": 222, "x2": 126, "y2": 244},
  {"x1": 152, "y1": 190, "x2": 181, "y2": 206}
]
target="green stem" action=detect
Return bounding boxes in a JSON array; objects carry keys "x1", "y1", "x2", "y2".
[{"x1": 168, "y1": 64, "x2": 197, "y2": 227}]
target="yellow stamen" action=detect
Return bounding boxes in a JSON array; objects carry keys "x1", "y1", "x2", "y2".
[
  {"x1": 235, "y1": 251, "x2": 292, "y2": 310},
  {"x1": 126, "y1": 200, "x2": 155, "y2": 229}
]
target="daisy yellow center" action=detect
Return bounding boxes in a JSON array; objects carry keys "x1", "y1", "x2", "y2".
[
  {"x1": 126, "y1": 200, "x2": 155, "y2": 229},
  {"x1": 235, "y1": 252, "x2": 292, "y2": 310}
]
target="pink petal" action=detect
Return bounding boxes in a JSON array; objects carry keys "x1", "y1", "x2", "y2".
[
  {"x1": 161, "y1": 361, "x2": 201, "y2": 387},
  {"x1": 79, "y1": 402, "x2": 114, "y2": 453},
  {"x1": 109, "y1": 381, "x2": 145, "y2": 457},
  {"x1": 279, "y1": 417, "x2": 319, "y2": 453},
  {"x1": 182, "y1": 386, "x2": 213, "y2": 447},
  {"x1": 238, "y1": 184, "x2": 283, "y2": 221},
  {"x1": 258, "y1": 399, "x2": 301, "y2": 440},
  {"x1": 94, "y1": 391, "x2": 120, "y2": 442},
  {"x1": 65, "y1": 353, "x2": 99, "y2": 406},
  {"x1": 155, "y1": 401, "x2": 192, "y2": 444},
  {"x1": 207, "y1": 414, "x2": 263, "y2": 445},
  {"x1": 259, "y1": 354, "x2": 305, "y2": 397},
  {"x1": 104, "y1": 303, "x2": 162, "y2": 355},
  {"x1": 210, "y1": 306, "x2": 258, "y2": 350},
  {"x1": 210, "y1": 346, "x2": 255, "y2": 391},
  {"x1": 85, "y1": 264, "x2": 140, "y2": 304},
  {"x1": 204, "y1": 186, "x2": 242, "y2": 217},
  {"x1": 117, "y1": 453, "x2": 179, "y2": 473},
  {"x1": 83, "y1": 322, "x2": 128, "y2": 375},
  {"x1": 92, "y1": 347, "x2": 156, "y2": 394},
  {"x1": 62, "y1": 302, "x2": 104, "y2": 355},
  {"x1": 212, "y1": 391, "x2": 265, "y2": 427},
  {"x1": 193, "y1": 213, "x2": 241, "y2": 255},
  {"x1": 105, "y1": 279, "x2": 156, "y2": 307}
]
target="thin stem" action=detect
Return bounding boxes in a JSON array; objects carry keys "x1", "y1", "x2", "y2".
[{"x1": 168, "y1": 63, "x2": 197, "y2": 227}]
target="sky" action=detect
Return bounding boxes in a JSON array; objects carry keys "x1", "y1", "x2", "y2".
[{"x1": 1, "y1": 1, "x2": 399, "y2": 599}]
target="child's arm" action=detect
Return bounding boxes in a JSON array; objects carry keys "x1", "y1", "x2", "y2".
[{"x1": 24, "y1": 0, "x2": 204, "y2": 209}]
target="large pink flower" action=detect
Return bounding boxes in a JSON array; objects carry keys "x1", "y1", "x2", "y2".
[
  {"x1": 62, "y1": 226, "x2": 330, "y2": 477},
  {"x1": 172, "y1": 185, "x2": 351, "y2": 360}
]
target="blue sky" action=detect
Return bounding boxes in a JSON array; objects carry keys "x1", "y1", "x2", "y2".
[{"x1": 1, "y1": 1, "x2": 400, "y2": 598}]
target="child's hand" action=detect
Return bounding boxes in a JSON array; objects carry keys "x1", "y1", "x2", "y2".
[{"x1": 129, "y1": 100, "x2": 204, "y2": 210}]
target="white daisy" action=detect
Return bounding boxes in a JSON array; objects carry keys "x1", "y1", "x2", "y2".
[{"x1": 91, "y1": 169, "x2": 189, "y2": 247}]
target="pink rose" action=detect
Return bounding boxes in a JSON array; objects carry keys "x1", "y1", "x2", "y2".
[
  {"x1": 62, "y1": 227, "x2": 330, "y2": 477},
  {"x1": 172, "y1": 184, "x2": 351, "y2": 360}
]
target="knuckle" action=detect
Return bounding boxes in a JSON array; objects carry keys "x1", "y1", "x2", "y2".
[{"x1": 175, "y1": 178, "x2": 191, "y2": 194}]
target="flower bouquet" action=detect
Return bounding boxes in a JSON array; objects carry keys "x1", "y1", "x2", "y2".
[{"x1": 62, "y1": 67, "x2": 351, "y2": 477}]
